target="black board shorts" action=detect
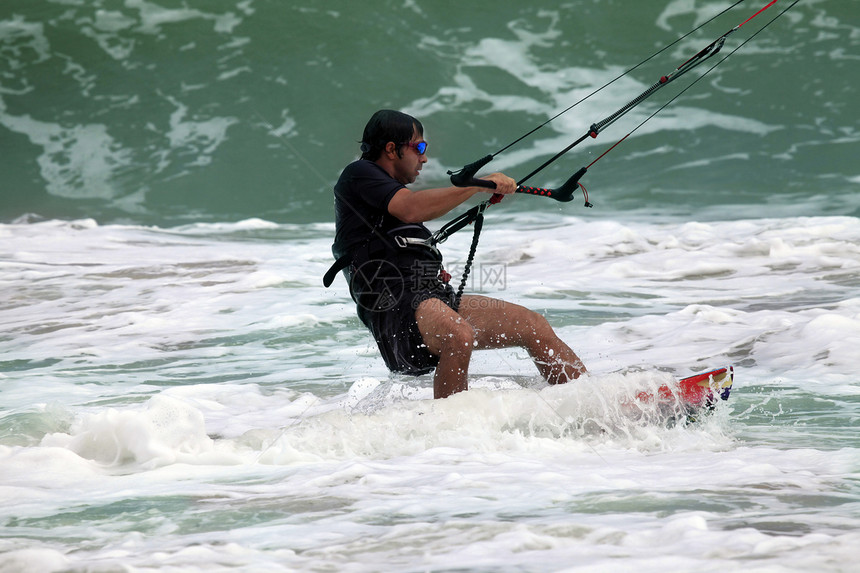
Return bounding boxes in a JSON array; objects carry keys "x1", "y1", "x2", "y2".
[
  {"x1": 362, "y1": 280, "x2": 457, "y2": 376},
  {"x1": 343, "y1": 223, "x2": 456, "y2": 376}
]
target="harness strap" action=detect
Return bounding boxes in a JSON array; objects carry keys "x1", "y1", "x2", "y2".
[
  {"x1": 323, "y1": 231, "x2": 440, "y2": 288},
  {"x1": 323, "y1": 253, "x2": 351, "y2": 288}
]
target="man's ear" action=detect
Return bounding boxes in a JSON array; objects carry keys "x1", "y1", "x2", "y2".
[{"x1": 384, "y1": 141, "x2": 401, "y2": 159}]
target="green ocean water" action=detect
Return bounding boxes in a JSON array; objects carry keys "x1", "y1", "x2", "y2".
[
  {"x1": 3, "y1": 2, "x2": 860, "y2": 572},
  {"x1": 2, "y1": 0, "x2": 857, "y2": 226}
]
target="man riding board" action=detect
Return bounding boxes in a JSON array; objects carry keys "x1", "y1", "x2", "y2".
[{"x1": 328, "y1": 109, "x2": 586, "y2": 399}]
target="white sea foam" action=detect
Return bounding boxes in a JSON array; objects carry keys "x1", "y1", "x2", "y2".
[
  {"x1": 0, "y1": 111, "x2": 131, "y2": 199},
  {"x1": 656, "y1": 0, "x2": 734, "y2": 32},
  {"x1": 2, "y1": 213, "x2": 859, "y2": 573},
  {"x1": 125, "y1": 0, "x2": 243, "y2": 36}
]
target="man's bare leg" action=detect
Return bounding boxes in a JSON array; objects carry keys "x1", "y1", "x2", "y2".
[
  {"x1": 457, "y1": 295, "x2": 586, "y2": 384},
  {"x1": 415, "y1": 295, "x2": 586, "y2": 399},
  {"x1": 415, "y1": 297, "x2": 475, "y2": 399}
]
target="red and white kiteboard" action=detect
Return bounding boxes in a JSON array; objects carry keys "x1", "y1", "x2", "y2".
[{"x1": 637, "y1": 366, "x2": 734, "y2": 411}]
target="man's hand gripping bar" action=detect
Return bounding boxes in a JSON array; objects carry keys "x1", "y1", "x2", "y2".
[{"x1": 449, "y1": 155, "x2": 591, "y2": 207}]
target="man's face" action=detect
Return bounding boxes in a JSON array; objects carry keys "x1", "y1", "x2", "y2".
[{"x1": 391, "y1": 128, "x2": 428, "y2": 185}]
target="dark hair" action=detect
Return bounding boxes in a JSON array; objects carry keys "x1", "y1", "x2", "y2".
[{"x1": 359, "y1": 109, "x2": 423, "y2": 161}]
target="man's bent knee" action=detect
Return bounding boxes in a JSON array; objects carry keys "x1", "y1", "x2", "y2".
[
  {"x1": 435, "y1": 319, "x2": 475, "y2": 358},
  {"x1": 415, "y1": 298, "x2": 475, "y2": 357}
]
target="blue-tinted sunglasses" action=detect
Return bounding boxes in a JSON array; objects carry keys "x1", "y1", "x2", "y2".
[{"x1": 405, "y1": 141, "x2": 428, "y2": 155}]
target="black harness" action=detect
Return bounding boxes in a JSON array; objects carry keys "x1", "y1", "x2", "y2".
[{"x1": 323, "y1": 222, "x2": 445, "y2": 313}]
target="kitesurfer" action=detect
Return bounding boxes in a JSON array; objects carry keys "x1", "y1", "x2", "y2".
[{"x1": 328, "y1": 109, "x2": 586, "y2": 398}]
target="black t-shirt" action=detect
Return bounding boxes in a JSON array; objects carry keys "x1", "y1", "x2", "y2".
[
  {"x1": 333, "y1": 159, "x2": 423, "y2": 258},
  {"x1": 331, "y1": 160, "x2": 454, "y2": 375}
]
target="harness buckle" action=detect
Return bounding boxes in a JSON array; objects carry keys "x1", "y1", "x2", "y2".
[
  {"x1": 395, "y1": 235, "x2": 429, "y2": 248},
  {"x1": 394, "y1": 235, "x2": 442, "y2": 258}
]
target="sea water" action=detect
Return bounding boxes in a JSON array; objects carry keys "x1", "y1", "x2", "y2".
[{"x1": 2, "y1": 1, "x2": 859, "y2": 572}]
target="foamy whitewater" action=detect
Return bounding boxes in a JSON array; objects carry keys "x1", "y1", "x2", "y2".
[
  {"x1": 2, "y1": 214, "x2": 859, "y2": 572},
  {"x1": 2, "y1": 0, "x2": 860, "y2": 571}
]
